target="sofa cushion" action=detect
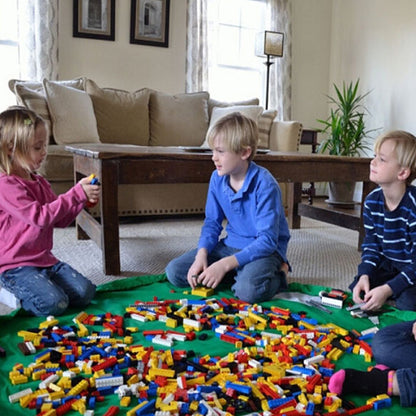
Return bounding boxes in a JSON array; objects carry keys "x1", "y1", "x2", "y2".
[
  {"x1": 38, "y1": 144, "x2": 74, "y2": 181},
  {"x1": 8, "y1": 78, "x2": 85, "y2": 143},
  {"x1": 207, "y1": 97, "x2": 260, "y2": 118},
  {"x1": 43, "y1": 79, "x2": 100, "y2": 145},
  {"x1": 258, "y1": 109, "x2": 278, "y2": 148},
  {"x1": 201, "y1": 105, "x2": 263, "y2": 148},
  {"x1": 85, "y1": 79, "x2": 151, "y2": 145},
  {"x1": 149, "y1": 91, "x2": 209, "y2": 146}
]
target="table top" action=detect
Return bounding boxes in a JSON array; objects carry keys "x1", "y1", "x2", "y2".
[{"x1": 65, "y1": 143, "x2": 371, "y2": 165}]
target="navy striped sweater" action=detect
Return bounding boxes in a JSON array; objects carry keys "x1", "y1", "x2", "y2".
[{"x1": 358, "y1": 185, "x2": 416, "y2": 295}]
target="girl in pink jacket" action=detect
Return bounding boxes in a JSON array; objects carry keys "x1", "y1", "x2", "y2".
[{"x1": 0, "y1": 106, "x2": 100, "y2": 316}]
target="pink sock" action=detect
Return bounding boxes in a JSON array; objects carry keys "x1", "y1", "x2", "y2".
[
  {"x1": 374, "y1": 364, "x2": 389, "y2": 371},
  {"x1": 328, "y1": 369, "x2": 346, "y2": 395}
]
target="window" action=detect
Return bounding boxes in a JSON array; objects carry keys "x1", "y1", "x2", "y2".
[
  {"x1": 207, "y1": 0, "x2": 267, "y2": 104},
  {"x1": 0, "y1": 0, "x2": 18, "y2": 111}
]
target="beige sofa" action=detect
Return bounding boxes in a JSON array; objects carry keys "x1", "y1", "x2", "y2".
[{"x1": 8, "y1": 77, "x2": 302, "y2": 216}]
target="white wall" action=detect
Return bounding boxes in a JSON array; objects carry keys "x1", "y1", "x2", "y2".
[
  {"x1": 329, "y1": 0, "x2": 416, "y2": 141},
  {"x1": 58, "y1": 0, "x2": 416, "y2": 141},
  {"x1": 59, "y1": 0, "x2": 187, "y2": 93},
  {"x1": 291, "y1": 0, "x2": 332, "y2": 132}
]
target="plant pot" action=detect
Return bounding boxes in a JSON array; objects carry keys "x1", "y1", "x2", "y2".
[{"x1": 326, "y1": 181, "x2": 356, "y2": 209}]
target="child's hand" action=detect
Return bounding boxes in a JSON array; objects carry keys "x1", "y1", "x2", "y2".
[
  {"x1": 352, "y1": 274, "x2": 370, "y2": 304},
  {"x1": 79, "y1": 177, "x2": 100, "y2": 206},
  {"x1": 187, "y1": 249, "x2": 208, "y2": 288},
  {"x1": 197, "y1": 256, "x2": 238, "y2": 289},
  {"x1": 361, "y1": 284, "x2": 393, "y2": 311}
]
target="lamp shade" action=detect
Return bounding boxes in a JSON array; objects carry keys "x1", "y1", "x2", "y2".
[{"x1": 255, "y1": 31, "x2": 284, "y2": 57}]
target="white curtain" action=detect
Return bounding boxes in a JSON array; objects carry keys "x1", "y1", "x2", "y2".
[
  {"x1": 185, "y1": 0, "x2": 292, "y2": 119},
  {"x1": 267, "y1": 0, "x2": 292, "y2": 120},
  {"x1": 18, "y1": 0, "x2": 59, "y2": 81},
  {"x1": 185, "y1": 0, "x2": 208, "y2": 93}
]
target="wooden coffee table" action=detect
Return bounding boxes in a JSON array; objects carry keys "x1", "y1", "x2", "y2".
[{"x1": 66, "y1": 144, "x2": 373, "y2": 275}]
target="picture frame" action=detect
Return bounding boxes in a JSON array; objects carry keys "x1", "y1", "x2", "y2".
[
  {"x1": 73, "y1": 0, "x2": 115, "y2": 41},
  {"x1": 130, "y1": 0, "x2": 170, "y2": 47}
]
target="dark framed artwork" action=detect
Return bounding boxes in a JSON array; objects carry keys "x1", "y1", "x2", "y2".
[
  {"x1": 73, "y1": 0, "x2": 115, "y2": 41},
  {"x1": 130, "y1": 0, "x2": 170, "y2": 47}
]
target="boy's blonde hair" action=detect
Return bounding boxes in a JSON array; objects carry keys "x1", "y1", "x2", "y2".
[
  {"x1": 0, "y1": 106, "x2": 46, "y2": 175},
  {"x1": 375, "y1": 130, "x2": 416, "y2": 183},
  {"x1": 206, "y1": 112, "x2": 258, "y2": 162}
]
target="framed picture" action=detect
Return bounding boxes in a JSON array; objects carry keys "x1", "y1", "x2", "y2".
[
  {"x1": 130, "y1": 0, "x2": 170, "y2": 47},
  {"x1": 73, "y1": 0, "x2": 115, "y2": 41}
]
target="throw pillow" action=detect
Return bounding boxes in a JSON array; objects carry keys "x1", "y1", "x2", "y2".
[
  {"x1": 201, "y1": 105, "x2": 263, "y2": 148},
  {"x1": 8, "y1": 78, "x2": 85, "y2": 142},
  {"x1": 207, "y1": 97, "x2": 260, "y2": 118},
  {"x1": 149, "y1": 91, "x2": 210, "y2": 147},
  {"x1": 258, "y1": 109, "x2": 278, "y2": 148},
  {"x1": 43, "y1": 79, "x2": 100, "y2": 145},
  {"x1": 85, "y1": 79, "x2": 151, "y2": 145}
]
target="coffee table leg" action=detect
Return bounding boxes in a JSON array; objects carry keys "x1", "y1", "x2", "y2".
[
  {"x1": 100, "y1": 160, "x2": 121, "y2": 275},
  {"x1": 287, "y1": 182, "x2": 301, "y2": 229}
]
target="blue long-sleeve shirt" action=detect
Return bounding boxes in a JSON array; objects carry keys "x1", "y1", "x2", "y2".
[
  {"x1": 198, "y1": 162, "x2": 290, "y2": 267},
  {"x1": 358, "y1": 185, "x2": 416, "y2": 295}
]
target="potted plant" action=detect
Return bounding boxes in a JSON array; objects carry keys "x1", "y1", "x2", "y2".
[{"x1": 317, "y1": 79, "x2": 376, "y2": 208}]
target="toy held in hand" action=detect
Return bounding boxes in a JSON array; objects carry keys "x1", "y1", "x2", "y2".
[{"x1": 86, "y1": 174, "x2": 100, "y2": 208}]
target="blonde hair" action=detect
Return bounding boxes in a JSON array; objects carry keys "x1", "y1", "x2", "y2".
[
  {"x1": 206, "y1": 112, "x2": 258, "y2": 162},
  {"x1": 374, "y1": 130, "x2": 416, "y2": 183},
  {"x1": 0, "y1": 106, "x2": 46, "y2": 175}
]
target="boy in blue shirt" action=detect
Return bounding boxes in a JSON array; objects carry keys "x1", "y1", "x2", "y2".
[
  {"x1": 166, "y1": 112, "x2": 290, "y2": 303},
  {"x1": 350, "y1": 130, "x2": 416, "y2": 311}
]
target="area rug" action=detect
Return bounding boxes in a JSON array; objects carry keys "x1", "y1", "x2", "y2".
[{"x1": 0, "y1": 275, "x2": 415, "y2": 416}]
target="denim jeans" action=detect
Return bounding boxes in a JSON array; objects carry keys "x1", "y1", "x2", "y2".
[
  {"x1": 372, "y1": 321, "x2": 416, "y2": 407},
  {"x1": 166, "y1": 240, "x2": 287, "y2": 304},
  {"x1": 0, "y1": 262, "x2": 96, "y2": 316}
]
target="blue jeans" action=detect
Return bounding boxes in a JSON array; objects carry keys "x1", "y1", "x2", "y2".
[
  {"x1": 372, "y1": 321, "x2": 416, "y2": 407},
  {"x1": 0, "y1": 262, "x2": 96, "y2": 316},
  {"x1": 166, "y1": 240, "x2": 287, "y2": 303}
]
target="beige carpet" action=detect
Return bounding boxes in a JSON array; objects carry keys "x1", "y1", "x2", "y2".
[{"x1": 0, "y1": 216, "x2": 361, "y2": 315}]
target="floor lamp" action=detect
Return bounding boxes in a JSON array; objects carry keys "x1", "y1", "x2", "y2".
[{"x1": 255, "y1": 31, "x2": 284, "y2": 110}]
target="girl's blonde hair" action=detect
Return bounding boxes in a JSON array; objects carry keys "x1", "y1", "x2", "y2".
[
  {"x1": 0, "y1": 106, "x2": 46, "y2": 174},
  {"x1": 206, "y1": 112, "x2": 258, "y2": 162},
  {"x1": 375, "y1": 130, "x2": 416, "y2": 183}
]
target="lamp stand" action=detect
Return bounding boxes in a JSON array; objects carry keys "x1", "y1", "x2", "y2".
[{"x1": 264, "y1": 54, "x2": 274, "y2": 110}]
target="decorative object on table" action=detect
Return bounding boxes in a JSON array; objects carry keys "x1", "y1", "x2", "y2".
[
  {"x1": 130, "y1": 0, "x2": 170, "y2": 47},
  {"x1": 317, "y1": 79, "x2": 378, "y2": 208},
  {"x1": 255, "y1": 31, "x2": 284, "y2": 109},
  {"x1": 73, "y1": 0, "x2": 115, "y2": 41}
]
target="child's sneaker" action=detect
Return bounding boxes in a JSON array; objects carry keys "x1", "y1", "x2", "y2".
[{"x1": 0, "y1": 287, "x2": 20, "y2": 309}]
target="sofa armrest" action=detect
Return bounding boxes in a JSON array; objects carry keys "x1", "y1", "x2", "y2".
[{"x1": 268, "y1": 120, "x2": 303, "y2": 152}]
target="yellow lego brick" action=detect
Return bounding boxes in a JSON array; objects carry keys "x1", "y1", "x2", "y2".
[
  {"x1": 148, "y1": 367, "x2": 175, "y2": 378},
  {"x1": 191, "y1": 286, "x2": 215, "y2": 297},
  {"x1": 73, "y1": 311, "x2": 88, "y2": 323},
  {"x1": 124, "y1": 335, "x2": 133, "y2": 344},
  {"x1": 120, "y1": 396, "x2": 132, "y2": 407},
  {"x1": 185, "y1": 375, "x2": 206, "y2": 386},
  {"x1": 49, "y1": 390, "x2": 65, "y2": 401},
  {"x1": 19, "y1": 394, "x2": 33, "y2": 408},
  {"x1": 40, "y1": 403, "x2": 54, "y2": 412},
  {"x1": 126, "y1": 326, "x2": 139, "y2": 332},
  {"x1": 11, "y1": 374, "x2": 29, "y2": 385},
  {"x1": 39, "y1": 318, "x2": 59, "y2": 329},
  {"x1": 165, "y1": 317, "x2": 178, "y2": 328},
  {"x1": 126, "y1": 401, "x2": 150, "y2": 416}
]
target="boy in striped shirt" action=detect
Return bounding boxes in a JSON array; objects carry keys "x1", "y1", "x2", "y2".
[{"x1": 350, "y1": 130, "x2": 416, "y2": 311}]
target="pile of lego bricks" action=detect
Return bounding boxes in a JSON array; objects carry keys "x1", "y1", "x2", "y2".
[{"x1": 0, "y1": 277, "x2": 415, "y2": 416}]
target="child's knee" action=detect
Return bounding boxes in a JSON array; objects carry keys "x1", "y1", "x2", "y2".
[{"x1": 29, "y1": 293, "x2": 69, "y2": 316}]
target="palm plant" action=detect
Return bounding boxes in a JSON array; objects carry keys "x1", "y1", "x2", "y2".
[{"x1": 318, "y1": 79, "x2": 375, "y2": 157}]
